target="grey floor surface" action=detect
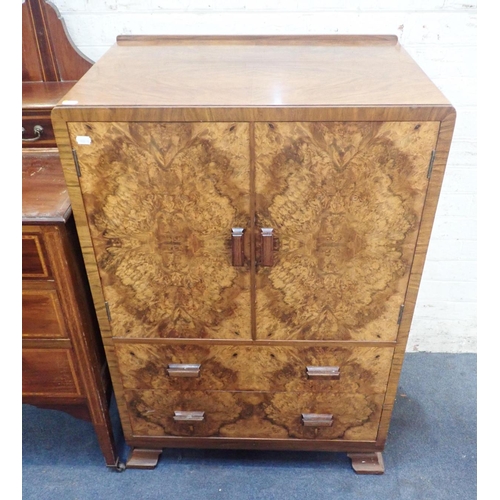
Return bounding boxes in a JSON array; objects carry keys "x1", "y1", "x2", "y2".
[{"x1": 22, "y1": 353, "x2": 476, "y2": 500}]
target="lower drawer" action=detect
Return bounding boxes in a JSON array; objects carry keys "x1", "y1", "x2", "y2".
[
  {"x1": 125, "y1": 390, "x2": 384, "y2": 441},
  {"x1": 22, "y1": 348, "x2": 81, "y2": 397}
]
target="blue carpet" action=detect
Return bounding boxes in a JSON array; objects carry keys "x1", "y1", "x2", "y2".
[{"x1": 22, "y1": 353, "x2": 476, "y2": 500}]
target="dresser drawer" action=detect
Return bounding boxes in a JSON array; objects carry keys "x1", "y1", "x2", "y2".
[
  {"x1": 22, "y1": 109, "x2": 56, "y2": 148},
  {"x1": 116, "y1": 343, "x2": 393, "y2": 393},
  {"x1": 125, "y1": 390, "x2": 383, "y2": 441},
  {"x1": 22, "y1": 232, "x2": 51, "y2": 279},
  {"x1": 22, "y1": 348, "x2": 81, "y2": 397},
  {"x1": 22, "y1": 288, "x2": 67, "y2": 339}
]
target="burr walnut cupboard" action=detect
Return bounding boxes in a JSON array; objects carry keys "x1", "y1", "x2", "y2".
[{"x1": 52, "y1": 35, "x2": 455, "y2": 474}]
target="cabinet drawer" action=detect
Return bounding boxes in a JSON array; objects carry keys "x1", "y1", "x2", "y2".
[
  {"x1": 125, "y1": 390, "x2": 383, "y2": 441},
  {"x1": 22, "y1": 288, "x2": 67, "y2": 339},
  {"x1": 22, "y1": 348, "x2": 81, "y2": 396},
  {"x1": 22, "y1": 233, "x2": 51, "y2": 279},
  {"x1": 116, "y1": 343, "x2": 393, "y2": 393},
  {"x1": 22, "y1": 110, "x2": 56, "y2": 148}
]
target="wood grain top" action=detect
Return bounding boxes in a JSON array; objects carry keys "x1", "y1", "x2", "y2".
[
  {"x1": 22, "y1": 149, "x2": 71, "y2": 223},
  {"x1": 56, "y1": 35, "x2": 450, "y2": 109}
]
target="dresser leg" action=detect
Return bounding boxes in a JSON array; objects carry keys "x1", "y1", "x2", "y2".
[
  {"x1": 347, "y1": 452, "x2": 385, "y2": 475},
  {"x1": 126, "y1": 448, "x2": 163, "y2": 469}
]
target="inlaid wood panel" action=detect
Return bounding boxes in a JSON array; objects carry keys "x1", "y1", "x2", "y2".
[
  {"x1": 125, "y1": 390, "x2": 383, "y2": 441},
  {"x1": 255, "y1": 121, "x2": 439, "y2": 341},
  {"x1": 116, "y1": 343, "x2": 393, "y2": 393},
  {"x1": 69, "y1": 122, "x2": 251, "y2": 340},
  {"x1": 22, "y1": 233, "x2": 51, "y2": 278},
  {"x1": 22, "y1": 288, "x2": 67, "y2": 339}
]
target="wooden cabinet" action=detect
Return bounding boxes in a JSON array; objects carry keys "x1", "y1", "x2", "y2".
[
  {"x1": 52, "y1": 35, "x2": 455, "y2": 474},
  {"x1": 22, "y1": 0, "x2": 121, "y2": 469}
]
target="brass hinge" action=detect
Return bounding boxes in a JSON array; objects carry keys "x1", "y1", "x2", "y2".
[
  {"x1": 72, "y1": 149, "x2": 81, "y2": 177},
  {"x1": 397, "y1": 304, "x2": 405, "y2": 325},
  {"x1": 104, "y1": 301, "x2": 112, "y2": 323},
  {"x1": 427, "y1": 150, "x2": 436, "y2": 179}
]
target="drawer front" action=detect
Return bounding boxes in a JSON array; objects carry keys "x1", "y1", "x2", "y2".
[
  {"x1": 125, "y1": 390, "x2": 383, "y2": 441},
  {"x1": 22, "y1": 348, "x2": 81, "y2": 396},
  {"x1": 22, "y1": 289, "x2": 67, "y2": 339},
  {"x1": 22, "y1": 110, "x2": 56, "y2": 148},
  {"x1": 22, "y1": 233, "x2": 51, "y2": 279},
  {"x1": 116, "y1": 343, "x2": 393, "y2": 393}
]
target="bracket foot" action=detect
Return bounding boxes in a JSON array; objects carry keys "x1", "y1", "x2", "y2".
[
  {"x1": 126, "y1": 448, "x2": 162, "y2": 469},
  {"x1": 347, "y1": 452, "x2": 385, "y2": 475}
]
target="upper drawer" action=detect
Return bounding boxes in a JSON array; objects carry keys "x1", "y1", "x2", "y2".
[
  {"x1": 22, "y1": 109, "x2": 55, "y2": 148},
  {"x1": 22, "y1": 232, "x2": 52, "y2": 279},
  {"x1": 115, "y1": 343, "x2": 393, "y2": 394}
]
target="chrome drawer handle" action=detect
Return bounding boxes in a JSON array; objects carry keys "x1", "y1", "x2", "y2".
[
  {"x1": 301, "y1": 413, "x2": 333, "y2": 427},
  {"x1": 167, "y1": 364, "x2": 201, "y2": 377},
  {"x1": 173, "y1": 411, "x2": 205, "y2": 422},
  {"x1": 22, "y1": 125, "x2": 44, "y2": 142},
  {"x1": 306, "y1": 366, "x2": 340, "y2": 380}
]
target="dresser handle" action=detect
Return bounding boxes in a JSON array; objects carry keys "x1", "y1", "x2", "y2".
[
  {"x1": 167, "y1": 364, "x2": 201, "y2": 377},
  {"x1": 260, "y1": 228, "x2": 274, "y2": 266},
  {"x1": 22, "y1": 125, "x2": 44, "y2": 142},
  {"x1": 306, "y1": 366, "x2": 340, "y2": 380},
  {"x1": 173, "y1": 411, "x2": 205, "y2": 422},
  {"x1": 301, "y1": 413, "x2": 333, "y2": 427},
  {"x1": 231, "y1": 228, "x2": 245, "y2": 266}
]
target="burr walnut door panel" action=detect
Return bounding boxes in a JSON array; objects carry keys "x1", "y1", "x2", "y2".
[
  {"x1": 69, "y1": 122, "x2": 251, "y2": 340},
  {"x1": 254, "y1": 121, "x2": 440, "y2": 341}
]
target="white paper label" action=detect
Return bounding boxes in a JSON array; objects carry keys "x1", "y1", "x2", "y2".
[
  {"x1": 61, "y1": 100, "x2": 79, "y2": 105},
  {"x1": 76, "y1": 136, "x2": 92, "y2": 145}
]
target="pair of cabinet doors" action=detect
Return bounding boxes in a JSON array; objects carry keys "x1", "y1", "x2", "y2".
[{"x1": 69, "y1": 120, "x2": 438, "y2": 343}]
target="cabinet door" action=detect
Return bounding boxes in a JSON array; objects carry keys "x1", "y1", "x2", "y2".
[
  {"x1": 69, "y1": 122, "x2": 251, "y2": 340},
  {"x1": 254, "y1": 122, "x2": 439, "y2": 341}
]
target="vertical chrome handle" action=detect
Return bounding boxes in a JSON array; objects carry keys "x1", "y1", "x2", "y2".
[
  {"x1": 231, "y1": 228, "x2": 245, "y2": 266},
  {"x1": 261, "y1": 228, "x2": 274, "y2": 267}
]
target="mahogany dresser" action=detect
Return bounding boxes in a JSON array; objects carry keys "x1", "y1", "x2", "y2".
[
  {"x1": 52, "y1": 35, "x2": 455, "y2": 474},
  {"x1": 22, "y1": 0, "x2": 122, "y2": 470}
]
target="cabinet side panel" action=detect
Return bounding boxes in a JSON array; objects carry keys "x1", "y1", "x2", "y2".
[
  {"x1": 255, "y1": 121, "x2": 439, "y2": 341},
  {"x1": 68, "y1": 122, "x2": 251, "y2": 340},
  {"x1": 377, "y1": 111, "x2": 456, "y2": 446}
]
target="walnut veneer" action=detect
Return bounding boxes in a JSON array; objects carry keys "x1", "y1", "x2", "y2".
[
  {"x1": 52, "y1": 35, "x2": 455, "y2": 474},
  {"x1": 22, "y1": 0, "x2": 122, "y2": 469}
]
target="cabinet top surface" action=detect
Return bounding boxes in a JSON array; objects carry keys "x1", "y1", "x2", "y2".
[
  {"x1": 23, "y1": 82, "x2": 77, "y2": 110},
  {"x1": 55, "y1": 35, "x2": 450, "y2": 110},
  {"x1": 22, "y1": 149, "x2": 71, "y2": 223}
]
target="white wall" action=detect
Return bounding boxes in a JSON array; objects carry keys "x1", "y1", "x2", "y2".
[{"x1": 51, "y1": 0, "x2": 477, "y2": 353}]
